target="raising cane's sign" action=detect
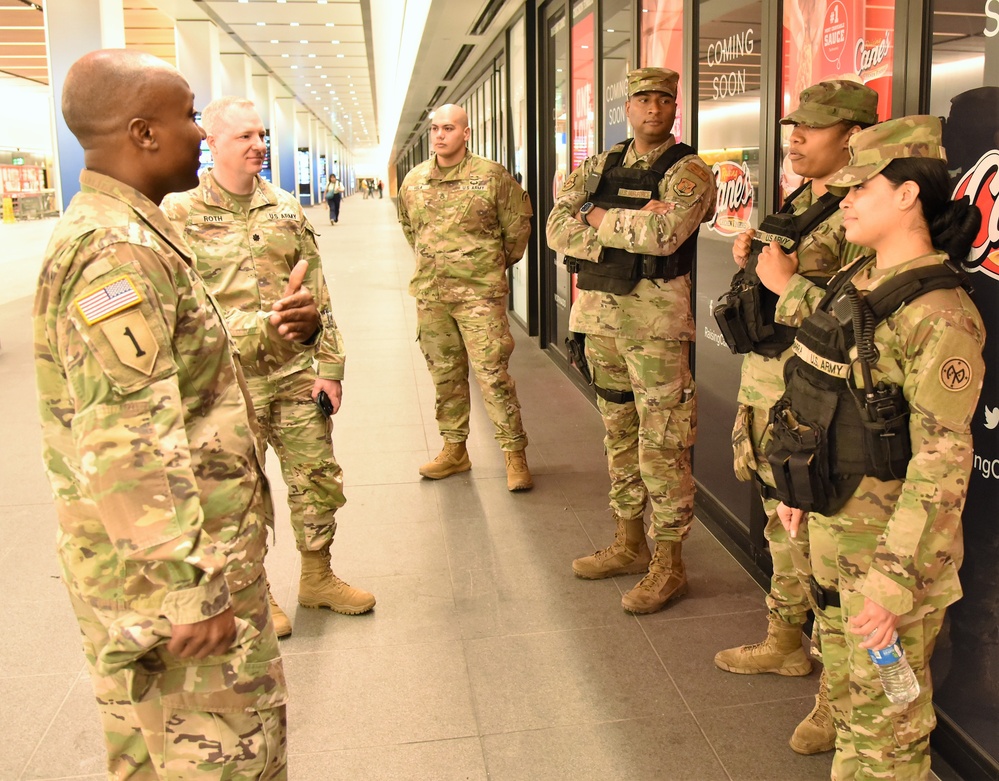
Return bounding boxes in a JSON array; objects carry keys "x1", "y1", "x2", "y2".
[
  {"x1": 708, "y1": 160, "x2": 754, "y2": 236},
  {"x1": 954, "y1": 150, "x2": 999, "y2": 280}
]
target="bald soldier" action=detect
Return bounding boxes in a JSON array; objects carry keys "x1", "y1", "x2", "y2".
[
  {"x1": 33, "y1": 51, "x2": 287, "y2": 778},
  {"x1": 398, "y1": 104, "x2": 534, "y2": 491},
  {"x1": 164, "y1": 97, "x2": 374, "y2": 638},
  {"x1": 546, "y1": 67, "x2": 716, "y2": 614}
]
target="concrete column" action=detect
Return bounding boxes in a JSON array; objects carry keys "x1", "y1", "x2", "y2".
[
  {"x1": 251, "y1": 75, "x2": 270, "y2": 124},
  {"x1": 271, "y1": 89, "x2": 296, "y2": 193},
  {"x1": 175, "y1": 20, "x2": 221, "y2": 107},
  {"x1": 44, "y1": 0, "x2": 127, "y2": 209},
  {"x1": 220, "y1": 53, "x2": 253, "y2": 98}
]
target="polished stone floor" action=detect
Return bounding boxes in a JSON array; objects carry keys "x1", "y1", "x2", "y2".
[{"x1": 0, "y1": 194, "x2": 954, "y2": 780}]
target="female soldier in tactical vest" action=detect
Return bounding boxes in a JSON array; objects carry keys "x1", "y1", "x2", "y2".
[{"x1": 757, "y1": 116, "x2": 985, "y2": 780}]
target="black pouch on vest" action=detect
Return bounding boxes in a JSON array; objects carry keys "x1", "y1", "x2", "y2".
[
  {"x1": 767, "y1": 397, "x2": 832, "y2": 514},
  {"x1": 860, "y1": 382, "x2": 911, "y2": 481}
]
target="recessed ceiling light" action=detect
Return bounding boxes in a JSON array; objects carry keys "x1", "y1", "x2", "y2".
[
  {"x1": 282, "y1": 53, "x2": 289, "y2": 58},
  {"x1": 309, "y1": 53, "x2": 316, "y2": 58},
  {"x1": 291, "y1": 65, "x2": 298, "y2": 69},
  {"x1": 336, "y1": 54, "x2": 344, "y2": 58},
  {"x1": 300, "y1": 40, "x2": 308, "y2": 44},
  {"x1": 270, "y1": 39, "x2": 278, "y2": 43},
  {"x1": 257, "y1": 21, "x2": 265, "y2": 26},
  {"x1": 326, "y1": 22, "x2": 335, "y2": 27},
  {"x1": 290, "y1": 22, "x2": 299, "y2": 26},
  {"x1": 606, "y1": 29, "x2": 615, "y2": 33},
  {"x1": 331, "y1": 40, "x2": 340, "y2": 44}
]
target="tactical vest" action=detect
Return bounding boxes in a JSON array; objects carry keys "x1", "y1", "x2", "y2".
[
  {"x1": 714, "y1": 183, "x2": 844, "y2": 357},
  {"x1": 566, "y1": 139, "x2": 699, "y2": 295},
  {"x1": 765, "y1": 257, "x2": 967, "y2": 515}
]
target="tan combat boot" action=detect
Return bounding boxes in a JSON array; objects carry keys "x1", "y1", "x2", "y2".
[
  {"x1": 298, "y1": 545, "x2": 376, "y2": 615},
  {"x1": 572, "y1": 513, "x2": 652, "y2": 579},
  {"x1": 621, "y1": 540, "x2": 688, "y2": 613},
  {"x1": 419, "y1": 441, "x2": 471, "y2": 479},
  {"x1": 504, "y1": 449, "x2": 533, "y2": 491},
  {"x1": 267, "y1": 582, "x2": 292, "y2": 639},
  {"x1": 713, "y1": 614, "x2": 813, "y2": 676},
  {"x1": 790, "y1": 668, "x2": 836, "y2": 754}
]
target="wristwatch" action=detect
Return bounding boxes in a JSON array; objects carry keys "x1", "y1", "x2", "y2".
[{"x1": 579, "y1": 201, "x2": 595, "y2": 226}]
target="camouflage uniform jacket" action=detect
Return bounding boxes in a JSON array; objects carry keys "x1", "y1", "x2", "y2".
[
  {"x1": 163, "y1": 171, "x2": 345, "y2": 381},
  {"x1": 803, "y1": 252, "x2": 985, "y2": 616},
  {"x1": 546, "y1": 138, "x2": 717, "y2": 341},
  {"x1": 737, "y1": 183, "x2": 866, "y2": 410},
  {"x1": 398, "y1": 151, "x2": 533, "y2": 302},
  {"x1": 33, "y1": 170, "x2": 269, "y2": 627}
]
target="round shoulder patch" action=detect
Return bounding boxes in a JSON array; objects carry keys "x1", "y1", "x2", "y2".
[{"x1": 940, "y1": 357, "x2": 973, "y2": 391}]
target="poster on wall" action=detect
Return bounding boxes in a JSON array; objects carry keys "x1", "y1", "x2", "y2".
[
  {"x1": 571, "y1": 1, "x2": 595, "y2": 173},
  {"x1": 936, "y1": 83, "x2": 999, "y2": 756},
  {"x1": 783, "y1": 0, "x2": 894, "y2": 116},
  {"x1": 640, "y1": 0, "x2": 684, "y2": 140}
]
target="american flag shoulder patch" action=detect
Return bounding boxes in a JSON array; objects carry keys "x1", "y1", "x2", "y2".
[{"x1": 74, "y1": 276, "x2": 142, "y2": 325}]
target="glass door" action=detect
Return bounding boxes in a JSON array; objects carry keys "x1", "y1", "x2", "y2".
[{"x1": 540, "y1": 1, "x2": 572, "y2": 356}]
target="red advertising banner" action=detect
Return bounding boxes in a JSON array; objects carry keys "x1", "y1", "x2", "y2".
[
  {"x1": 782, "y1": 0, "x2": 894, "y2": 120},
  {"x1": 571, "y1": 9, "x2": 595, "y2": 172},
  {"x1": 640, "y1": 0, "x2": 684, "y2": 140}
]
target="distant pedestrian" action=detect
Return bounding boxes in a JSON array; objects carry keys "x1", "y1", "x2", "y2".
[
  {"x1": 325, "y1": 173, "x2": 344, "y2": 225},
  {"x1": 377, "y1": 179, "x2": 384, "y2": 199}
]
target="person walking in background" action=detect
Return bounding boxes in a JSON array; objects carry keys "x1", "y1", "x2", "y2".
[
  {"x1": 759, "y1": 116, "x2": 985, "y2": 779},
  {"x1": 398, "y1": 103, "x2": 535, "y2": 492},
  {"x1": 377, "y1": 178, "x2": 384, "y2": 199},
  {"x1": 325, "y1": 172, "x2": 344, "y2": 225},
  {"x1": 163, "y1": 96, "x2": 375, "y2": 639},
  {"x1": 546, "y1": 67, "x2": 716, "y2": 615},
  {"x1": 713, "y1": 80, "x2": 879, "y2": 756},
  {"x1": 34, "y1": 50, "x2": 287, "y2": 777}
]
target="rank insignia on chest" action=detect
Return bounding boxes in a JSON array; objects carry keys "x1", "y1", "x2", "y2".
[
  {"x1": 75, "y1": 276, "x2": 142, "y2": 325},
  {"x1": 673, "y1": 178, "x2": 697, "y2": 197}
]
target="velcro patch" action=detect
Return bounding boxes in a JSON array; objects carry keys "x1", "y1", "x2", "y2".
[
  {"x1": 75, "y1": 276, "x2": 141, "y2": 325},
  {"x1": 619, "y1": 188, "x2": 653, "y2": 199},
  {"x1": 672, "y1": 178, "x2": 696, "y2": 197},
  {"x1": 940, "y1": 357, "x2": 973, "y2": 391},
  {"x1": 102, "y1": 309, "x2": 159, "y2": 376}
]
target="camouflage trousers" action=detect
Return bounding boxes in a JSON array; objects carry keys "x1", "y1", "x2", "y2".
[
  {"x1": 749, "y1": 404, "x2": 813, "y2": 626},
  {"x1": 246, "y1": 368, "x2": 345, "y2": 552},
  {"x1": 584, "y1": 335, "x2": 696, "y2": 541},
  {"x1": 71, "y1": 576, "x2": 288, "y2": 780},
  {"x1": 416, "y1": 297, "x2": 527, "y2": 450},
  {"x1": 810, "y1": 514, "x2": 942, "y2": 780}
]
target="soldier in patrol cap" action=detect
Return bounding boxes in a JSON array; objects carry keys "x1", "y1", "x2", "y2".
[
  {"x1": 397, "y1": 103, "x2": 534, "y2": 491},
  {"x1": 546, "y1": 67, "x2": 716, "y2": 614},
  {"x1": 164, "y1": 97, "x2": 375, "y2": 638},
  {"x1": 34, "y1": 50, "x2": 287, "y2": 777},
  {"x1": 760, "y1": 115, "x2": 985, "y2": 780},
  {"x1": 714, "y1": 79, "x2": 878, "y2": 755}
]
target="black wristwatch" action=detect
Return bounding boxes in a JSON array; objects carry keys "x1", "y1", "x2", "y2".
[{"x1": 579, "y1": 201, "x2": 595, "y2": 226}]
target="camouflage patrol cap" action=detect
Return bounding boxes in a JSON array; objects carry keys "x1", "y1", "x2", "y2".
[
  {"x1": 780, "y1": 80, "x2": 879, "y2": 127},
  {"x1": 826, "y1": 115, "x2": 948, "y2": 194},
  {"x1": 628, "y1": 67, "x2": 679, "y2": 98}
]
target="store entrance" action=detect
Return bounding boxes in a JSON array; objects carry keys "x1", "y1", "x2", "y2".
[{"x1": 538, "y1": 0, "x2": 571, "y2": 359}]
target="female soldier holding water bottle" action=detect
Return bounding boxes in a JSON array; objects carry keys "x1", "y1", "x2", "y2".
[{"x1": 756, "y1": 116, "x2": 985, "y2": 780}]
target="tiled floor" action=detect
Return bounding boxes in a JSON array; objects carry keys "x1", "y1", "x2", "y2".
[{"x1": 0, "y1": 195, "x2": 943, "y2": 780}]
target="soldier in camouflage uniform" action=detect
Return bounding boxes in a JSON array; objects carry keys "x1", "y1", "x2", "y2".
[
  {"x1": 163, "y1": 98, "x2": 375, "y2": 638},
  {"x1": 714, "y1": 80, "x2": 878, "y2": 755},
  {"x1": 33, "y1": 51, "x2": 287, "y2": 778},
  {"x1": 546, "y1": 68, "x2": 716, "y2": 614},
  {"x1": 761, "y1": 116, "x2": 985, "y2": 780},
  {"x1": 397, "y1": 104, "x2": 534, "y2": 491}
]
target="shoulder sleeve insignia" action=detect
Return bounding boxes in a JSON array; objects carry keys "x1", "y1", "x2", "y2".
[
  {"x1": 563, "y1": 170, "x2": 579, "y2": 191},
  {"x1": 940, "y1": 357, "x2": 973, "y2": 391},
  {"x1": 672, "y1": 178, "x2": 697, "y2": 198},
  {"x1": 75, "y1": 276, "x2": 142, "y2": 325}
]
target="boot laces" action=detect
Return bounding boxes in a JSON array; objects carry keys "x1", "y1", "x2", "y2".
[{"x1": 505, "y1": 452, "x2": 528, "y2": 473}]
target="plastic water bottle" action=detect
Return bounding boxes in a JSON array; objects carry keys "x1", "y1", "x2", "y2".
[{"x1": 867, "y1": 631, "x2": 920, "y2": 705}]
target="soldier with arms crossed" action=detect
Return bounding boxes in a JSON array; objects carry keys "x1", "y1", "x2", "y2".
[
  {"x1": 713, "y1": 80, "x2": 878, "y2": 755},
  {"x1": 34, "y1": 50, "x2": 287, "y2": 778},
  {"x1": 546, "y1": 68, "x2": 716, "y2": 614},
  {"x1": 163, "y1": 97, "x2": 375, "y2": 638},
  {"x1": 398, "y1": 104, "x2": 534, "y2": 491}
]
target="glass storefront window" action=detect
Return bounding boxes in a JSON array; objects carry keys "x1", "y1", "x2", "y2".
[
  {"x1": 601, "y1": 0, "x2": 633, "y2": 147},
  {"x1": 693, "y1": 0, "x2": 763, "y2": 530},
  {"x1": 925, "y1": 2, "x2": 999, "y2": 767}
]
